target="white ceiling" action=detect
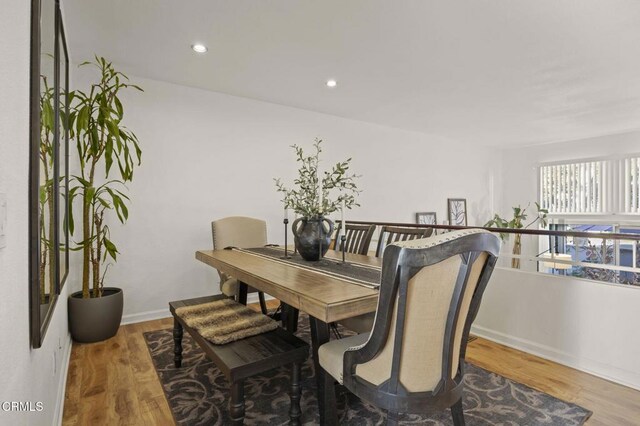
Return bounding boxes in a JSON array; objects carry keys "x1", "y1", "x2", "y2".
[{"x1": 64, "y1": 0, "x2": 640, "y2": 147}]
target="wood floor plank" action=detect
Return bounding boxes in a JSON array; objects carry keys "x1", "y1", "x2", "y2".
[{"x1": 62, "y1": 302, "x2": 640, "y2": 425}]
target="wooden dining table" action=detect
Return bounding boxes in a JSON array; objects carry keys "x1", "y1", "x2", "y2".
[{"x1": 195, "y1": 247, "x2": 382, "y2": 425}]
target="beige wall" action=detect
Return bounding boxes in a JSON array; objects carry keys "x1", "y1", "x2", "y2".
[{"x1": 70, "y1": 71, "x2": 499, "y2": 322}]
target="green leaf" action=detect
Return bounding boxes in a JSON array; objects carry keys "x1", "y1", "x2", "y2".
[
  {"x1": 76, "y1": 105, "x2": 87, "y2": 134},
  {"x1": 132, "y1": 138, "x2": 142, "y2": 165},
  {"x1": 68, "y1": 206, "x2": 75, "y2": 235},
  {"x1": 72, "y1": 175, "x2": 91, "y2": 187},
  {"x1": 114, "y1": 96, "x2": 123, "y2": 118},
  {"x1": 39, "y1": 185, "x2": 47, "y2": 205},
  {"x1": 105, "y1": 188, "x2": 128, "y2": 223},
  {"x1": 119, "y1": 200, "x2": 129, "y2": 220},
  {"x1": 85, "y1": 186, "x2": 95, "y2": 203},
  {"x1": 90, "y1": 125, "x2": 100, "y2": 154},
  {"x1": 105, "y1": 137, "x2": 114, "y2": 176},
  {"x1": 105, "y1": 119, "x2": 119, "y2": 139},
  {"x1": 97, "y1": 197, "x2": 111, "y2": 209},
  {"x1": 103, "y1": 237, "x2": 118, "y2": 261}
]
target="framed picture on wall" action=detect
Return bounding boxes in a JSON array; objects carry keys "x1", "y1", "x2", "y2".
[
  {"x1": 415, "y1": 212, "x2": 437, "y2": 225},
  {"x1": 447, "y1": 198, "x2": 467, "y2": 226}
]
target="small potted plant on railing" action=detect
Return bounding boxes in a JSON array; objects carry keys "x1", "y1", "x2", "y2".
[
  {"x1": 275, "y1": 138, "x2": 361, "y2": 261},
  {"x1": 485, "y1": 202, "x2": 548, "y2": 269},
  {"x1": 67, "y1": 56, "x2": 143, "y2": 343}
]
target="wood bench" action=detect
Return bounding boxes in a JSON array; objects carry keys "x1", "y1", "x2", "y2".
[{"x1": 169, "y1": 295, "x2": 309, "y2": 425}]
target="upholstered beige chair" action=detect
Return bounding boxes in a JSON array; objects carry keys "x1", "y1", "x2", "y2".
[
  {"x1": 318, "y1": 229, "x2": 500, "y2": 425},
  {"x1": 339, "y1": 225, "x2": 435, "y2": 334},
  {"x1": 211, "y1": 216, "x2": 268, "y2": 313}
]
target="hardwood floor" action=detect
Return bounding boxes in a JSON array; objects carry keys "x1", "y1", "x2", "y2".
[{"x1": 62, "y1": 300, "x2": 640, "y2": 425}]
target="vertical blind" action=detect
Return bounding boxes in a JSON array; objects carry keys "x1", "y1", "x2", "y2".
[
  {"x1": 623, "y1": 157, "x2": 640, "y2": 213},
  {"x1": 540, "y1": 155, "x2": 640, "y2": 215},
  {"x1": 540, "y1": 160, "x2": 607, "y2": 213}
]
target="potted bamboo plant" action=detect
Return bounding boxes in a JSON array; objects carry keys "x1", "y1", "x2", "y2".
[{"x1": 67, "y1": 57, "x2": 142, "y2": 342}]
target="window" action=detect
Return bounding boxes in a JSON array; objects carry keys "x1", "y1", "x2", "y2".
[
  {"x1": 539, "y1": 155, "x2": 640, "y2": 215},
  {"x1": 543, "y1": 222, "x2": 640, "y2": 286},
  {"x1": 537, "y1": 156, "x2": 640, "y2": 285},
  {"x1": 622, "y1": 156, "x2": 640, "y2": 213},
  {"x1": 540, "y1": 160, "x2": 608, "y2": 213}
]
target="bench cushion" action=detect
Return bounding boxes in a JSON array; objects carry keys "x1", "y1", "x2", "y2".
[
  {"x1": 170, "y1": 295, "x2": 309, "y2": 382},
  {"x1": 175, "y1": 297, "x2": 277, "y2": 344}
]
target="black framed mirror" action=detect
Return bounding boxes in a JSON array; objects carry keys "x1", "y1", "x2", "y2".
[{"x1": 29, "y1": 0, "x2": 70, "y2": 349}]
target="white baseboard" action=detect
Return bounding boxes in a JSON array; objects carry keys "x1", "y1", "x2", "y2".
[
  {"x1": 121, "y1": 308, "x2": 172, "y2": 325},
  {"x1": 55, "y1": 336, "x2": 73, "y2": 426},
  {"x1": 471, "y1": 324, "x2": 640, "y2": 391}
]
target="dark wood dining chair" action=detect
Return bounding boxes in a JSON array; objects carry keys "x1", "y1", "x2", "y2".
[
  {"x1": 375, "y1": 225, "x2": 434, "y2": 257},
  {"x1": 211, "y1": 216, "x2": 268, "y2": 314},
  {"x1": 319, "y1": 229, "x2": 500, "y2": 425},
  {"x1": 335, "y1": 222, "x2": 376, "y2": 255},
  {"x1": 340, "y1": 225, "x2": 434, "y2": 334}
]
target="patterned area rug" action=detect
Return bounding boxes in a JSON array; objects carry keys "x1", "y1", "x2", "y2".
[{"x1": 144, "y1": 316, "x2": 592, "y2": 425}]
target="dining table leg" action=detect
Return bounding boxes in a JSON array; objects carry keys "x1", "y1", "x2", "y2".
[
  {"x1": 281, "y1": 303, "x2": 299, "y2": 333},
  {"x1": 237, "y1": 281, "x2": 248, "y2": 305},
  {"x1": 309, "y1": 316, "x2": 338, "y2": 425}
]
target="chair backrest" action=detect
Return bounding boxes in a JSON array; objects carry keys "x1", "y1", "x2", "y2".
[
  {"x1": 343, "y1": 229, "x2": 500, "y2": 412},
  {"x1": 335, "y1": 223, "x2": 376, "y2": 255},
  {"x1": 375, "y1": 225, "x2": 434, "y2": 257},
  {"x1": 211, "y1": 216, "x2": 267, "y2": 282},
  {"x1": 211, "y1": 216, "x2": 267, "y2": 250}
]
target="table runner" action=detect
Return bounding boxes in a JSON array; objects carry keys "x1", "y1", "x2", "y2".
[{"x1": 236, "y1": 246, "x2": 381, "y2": 289}]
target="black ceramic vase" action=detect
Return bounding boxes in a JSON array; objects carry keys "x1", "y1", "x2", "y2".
[{"x1": 292, "y1": 216, "x2": 334, "y2": 261}]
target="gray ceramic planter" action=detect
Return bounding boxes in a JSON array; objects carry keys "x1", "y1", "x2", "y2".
[{"x1": 68, "y1": 287, "x2": 123, "y2": 343}]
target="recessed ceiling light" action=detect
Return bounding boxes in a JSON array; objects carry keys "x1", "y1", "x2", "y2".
[
  {"x1": 191, "y1": 44, "x2": 208, "y2": 53},
  {"x1": 326, "y1": 79, "x2": 337, "y2": 88}
]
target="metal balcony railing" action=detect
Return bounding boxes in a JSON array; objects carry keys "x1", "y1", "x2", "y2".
[{"x1": 338, "y1": 220, "x2": 640, "y2": 287}]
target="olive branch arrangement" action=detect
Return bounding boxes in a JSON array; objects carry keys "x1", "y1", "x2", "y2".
[{"x1": 274, "y1": 138, "x2": 361, "y2": 218}]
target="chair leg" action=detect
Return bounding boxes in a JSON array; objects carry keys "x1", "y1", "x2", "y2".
[
  {"x1": 451, "y1": 398, "x2": 465, "y2": 426},
  {"x1": 386, "y1": 410, "x2": 399, "y2": 426},
  {"x1": 173, "y1": 318, "x2": 183, "y2": 368},
  {"x1": 229, "y1": 380, "x2": 245, "y2": 425},
  {"x1": 289, "y1": 362, "x2": 302, "y2": 425},
  {"x1": 321, "y1": 371, "x2": 338, "y2": 425},
  {"x1": 309, "y1": 317, "x2": 337, "y2": 425},
  {"x1": 258, "y1": 292, "x2": 268, "y2": 315}
]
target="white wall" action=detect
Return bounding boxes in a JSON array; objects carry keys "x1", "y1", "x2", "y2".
[
  {"x1": 70, "y1": 71, "x2": 498, "y2": 322},
  {"x1": 500, "y1": 130, "x2": 640, "y2": 215},
  {"x1": 474, "y1": 268, "x2": 640, "y2": 390},
  {"x1": 473, "y1": 131, "x2": 640, "y2": 390},
  {"x1": 0, "y1": 2, "x2": 74, "y2": 425}
]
